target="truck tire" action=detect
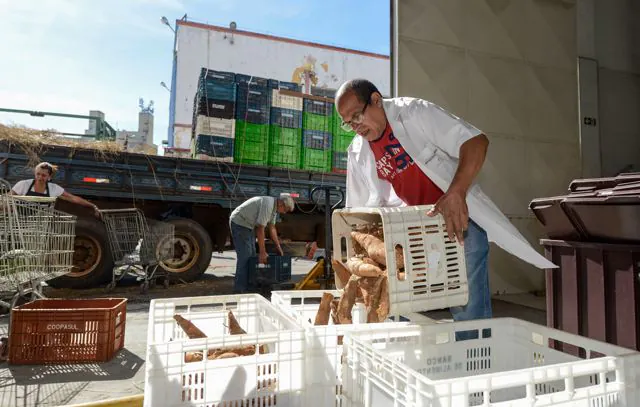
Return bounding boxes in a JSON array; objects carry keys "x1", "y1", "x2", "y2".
[
  {"x1": 47, "y1": 217, "x2": 114, "y2": 289},
  {"x1": 160, "y1": 218, "x2": 213, "y2": 282}
]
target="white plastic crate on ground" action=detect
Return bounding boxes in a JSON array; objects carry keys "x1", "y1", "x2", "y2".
[
  {"x1": 194, "y1": 115, "x2": 236, "y2": 138},
  {"x1": 332, "y1": 205, "x2": 467, "y2": 316},
  {"x1": 342, "y1": 318, "x2": 640, "y2": 407},
  {"x1": 271, "y1": 290, "x2": 430, "y2": 407},
  {"x1": 144, "y1": 294, "x2": 305, "y2": 407},
  {"x1": 271, "y1": 90, "x2": 303, "y2": 110}
]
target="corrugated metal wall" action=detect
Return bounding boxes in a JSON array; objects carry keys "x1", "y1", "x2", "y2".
[{"x1": 394, "y1": 0, "x2": 580, "y2": 294}]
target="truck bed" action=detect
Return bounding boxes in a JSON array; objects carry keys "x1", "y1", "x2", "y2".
[{"x1": 0, "y1": 140, "x2": 345, "y2": 207}]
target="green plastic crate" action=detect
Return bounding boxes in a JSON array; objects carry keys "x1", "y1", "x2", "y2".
[
  {"x1": 235, "y1": 121, "x2": 270, "y2": 143},
  {"x1": 333, "y1": 133, "x2": 355, "y2": 152},
  {"x1": 234, "y1": 139, "x2": 268, "y2": 165},
  {"x1": 269, "y1": 125, "x2": 302, "y2": 147},
  {"x1": 269, "y1": 144, "x2": 301, "y2": 169},
  {"x1": 302, "y1": 148, "x2": 331, "y2": 172},
  {"x1": 235, "y1": 121, "x2": 269, "y2": 165},
  {"x1": 332, "y1": 106, "x2": 357, "y2": 138},
  {"x1": 303, "y1": 112, "x2": 333, "y2": 132},
  {"x1": 269, "y1": 125, "x2": 302, "y2": 169}
]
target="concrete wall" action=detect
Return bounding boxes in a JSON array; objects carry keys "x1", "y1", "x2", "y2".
[
  {"x1": 395, "y1": 0, "x2": 580, "y2": 294},
  {"x1": 170, "y1": 22, "x2": 391, "y2": 149},
  {"x1": 579, "y1": 0, "x2": 640, "y2": 176}
]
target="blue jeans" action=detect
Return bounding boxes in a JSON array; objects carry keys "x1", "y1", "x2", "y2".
[
  {"x1": 230, "y1": 221, "x2": 255, "y2": 293},
  {"x1": 450, "y1": 219, "x2": 492, "y2": 340}
]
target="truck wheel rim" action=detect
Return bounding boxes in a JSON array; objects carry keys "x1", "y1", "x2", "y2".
[
  {"x1": 70, "y1": 235, "x2": 102, "y2": 277},
  {"x1": 161, "y1": 235, "x2": 200, "y2": 273}
]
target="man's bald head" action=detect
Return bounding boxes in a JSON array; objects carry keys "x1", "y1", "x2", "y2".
[
  {"x1": 335, "y1": 79, "x2": 388, "y2": 141},
  {"x1": 335, "y1": 79, "x2": 381, "y2": 106}
]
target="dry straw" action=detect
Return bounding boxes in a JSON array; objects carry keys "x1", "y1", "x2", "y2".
[{"x1": 0, "y1": 124, "x2": 124, "y2": 166}]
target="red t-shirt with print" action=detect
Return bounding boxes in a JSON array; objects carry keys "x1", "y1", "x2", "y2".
[{"x1": 369, "y1": 122, "x2": 444, "y2": 205}]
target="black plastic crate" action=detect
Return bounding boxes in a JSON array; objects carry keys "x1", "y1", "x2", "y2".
[
  {"x1": 268, "y1": 79, "x2": 302, "y2": 92},
  {"x1": 270, "y1": 107, "x2": 303, "y2": 129},
  {"x1": 248, "y1": 255, "x2": 292, "y2": 288},
  {"x1": 303, "y1": 130, "x2": 332, "y2": 150},
  {"x1": 197, "y1": 81, "x2": 237, "y2": 102},
  {"x1": 200, "y1": 68, "x2": 235, "y2": 83},
  {"x1": 236, "y1": 105, "x2": 270, "y2": 124},
  {"x1": 333, "y1": 151, "x2": 348, "y2": 170},
  {"x1": 195, "y1": 98, "x2": 235, "y2": 119},
  {"x1": 235, "y1": 73, "x2": 269, "y2": 87},
  {"x1": 194, "y1": 134, "x2": 234, "y2": 157},
  {"x1": 237, "y1": 83, "x2": 270, "y2": 105},
  {"x1": 303, "y1": 98, "x2": 334, "y2": 116},
  {"x1": 311, "y1": 86, "x2": 336, "y2": 99}
]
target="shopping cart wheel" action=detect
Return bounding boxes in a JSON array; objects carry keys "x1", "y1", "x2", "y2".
[
  {"x1": 106, "y1": 281, "x2": 116, "y2": 292},
  {"x1": 140, "y1": 281, "x2": 149, "y2": 294},
  {"x1": 163, "y1": 278, "x2": 170, "y2": 289}
]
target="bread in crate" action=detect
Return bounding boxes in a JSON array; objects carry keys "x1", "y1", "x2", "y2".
[{"x1": 331, "y1": 205, "x2": 468, "y2": 316}]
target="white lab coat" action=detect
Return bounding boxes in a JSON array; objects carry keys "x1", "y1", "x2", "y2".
[{"x1": 345, "y1": 97, "x2": 557, "y2": 269}]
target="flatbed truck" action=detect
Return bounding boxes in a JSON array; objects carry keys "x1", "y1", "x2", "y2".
[{"x1": 0, "y1": 140, "x2": 345, "y2": 288}]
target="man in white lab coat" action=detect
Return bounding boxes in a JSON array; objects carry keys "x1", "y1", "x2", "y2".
[{"x1": 336, "y1": 79, "x2": 556, "y2": 335}]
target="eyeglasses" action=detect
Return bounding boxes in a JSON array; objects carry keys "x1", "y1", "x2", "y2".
[{"x1": 340, "y1": 97, "x2": 370, "y2": 132}]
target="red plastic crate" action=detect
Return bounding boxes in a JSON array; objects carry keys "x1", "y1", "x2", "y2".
[{"x1": 9, "y1": 298, "x2": 127, "y2": 365}]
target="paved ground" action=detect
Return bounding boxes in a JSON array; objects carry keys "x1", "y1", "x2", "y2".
[{"x1": 0, "y1": 252, "x2": 546, "y2": 406}]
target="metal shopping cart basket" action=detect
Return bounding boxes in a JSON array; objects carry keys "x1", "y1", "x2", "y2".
[
  {"x1": 100, "y1": 208, "x2": 175, "y2": 293},
  {"x1": 0, "y1": 179, "x2": 77, "y2": 309}
]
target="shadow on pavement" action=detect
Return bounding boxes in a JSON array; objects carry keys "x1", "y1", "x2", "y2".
[
  {"x1": 0, "y1": 348, "x2": 144, "y2": 407},
  {"x1": 8, "y1": 347, "x2": 144, "y2": 385}
]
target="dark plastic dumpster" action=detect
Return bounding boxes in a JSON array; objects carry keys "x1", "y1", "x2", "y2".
[
  {"x1": 568, "y1": 177, "x2": 617, "y2": 193},
  {"x1": 529, "y1": 190, "x2": 598, "y2": 240},
  {"x1": 562, "y1": 195, "x2": 640, "y2": 243},
  {"x1": 542, "y1": 239, "x2": 640, "y2": 351},
  {"x1": 568, "y1": 173, "x2": 640, "y2": 194},
  {"x1": 608, "y1": 181, "x2": 640, "y2": 195},
  {"x1": 529, "y1": 196, "x2": 583, "y2": 240}
]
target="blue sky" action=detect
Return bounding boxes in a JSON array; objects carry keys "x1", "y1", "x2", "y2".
[{"x1": 0, "y1": 0, "x2": 390, "y2": 148}]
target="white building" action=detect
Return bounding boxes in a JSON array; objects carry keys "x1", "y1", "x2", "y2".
[
  {"x1": 167, "y1": 20, "x2": 390, "y2": 149},
  {"x1": 87, "y1": 108, "x2": 158, "y2": 155},
  {"x1": 84, "y1": 110, "x2": 105, "y2": 136},
  {"x1": 137, "y1": 111, "x2": 153, "y2": 145}
]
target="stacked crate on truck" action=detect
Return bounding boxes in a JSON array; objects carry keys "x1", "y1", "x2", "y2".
[
  {"x1": 301, "y1": 97, "x2": 333, "y2": 172},
  {"x1": 269, "y1": 83, "x2": 304, "y2": 169},
  {"x1": 331, "y1": 105, "x2": 355, "y2": 174},
  {"x1": 311, "y1": 86, "x2": 336, "y2": 99},
  {"x1": 191, "y1": 69, "x2": 237, "y2": 162},
  {"x1": 234, "y1": 74, "x2": 271, "y2": 166}
]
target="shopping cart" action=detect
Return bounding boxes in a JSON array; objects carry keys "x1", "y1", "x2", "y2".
[
  {"x1": 0, "y1": 179, "x2": 77, "y2": 309},
  {"x1": 100, "y1": 209, "x2": 175, "y2": 293}
]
